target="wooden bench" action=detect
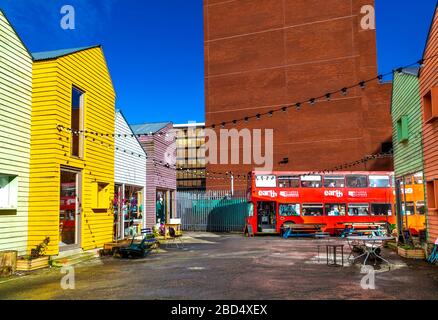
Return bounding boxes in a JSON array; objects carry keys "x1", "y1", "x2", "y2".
[{"x1": 283, "y1": 224, "x2": 326, "y2": 239}]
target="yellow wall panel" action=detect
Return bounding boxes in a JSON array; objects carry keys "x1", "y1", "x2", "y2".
[{"x1": 29, "y1": 46, "x2": 115, "y2": 256}]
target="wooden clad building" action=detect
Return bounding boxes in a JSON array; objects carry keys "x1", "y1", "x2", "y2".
[
  {"x1": 391, "y1": 68, "x2": 427, "y2": 232},
  {"x1": 420, "y1": 3, "x2": 438, "y2": 243},
  {"x1": 0, "y1": 10, "x2": 33, "y2": 255},
  {"x1": 131, "y1": 123, "x2": 176, "y2": 227},
  {"x1": 114, "y1": 111, "x2": 147, "y2": 239},
  {"x1": 29, "y1": 46, "x2": 116, "y2": 255}
]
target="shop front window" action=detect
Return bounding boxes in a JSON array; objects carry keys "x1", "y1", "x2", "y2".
[
  {"x1": 325, "y1": 203, "x2": 346, "y2": 216},
  {"x1": 302, "y1": 204, "x2": 323, "y2": 216},
  {"x1": 279, "y1": 204, "x2": 300, "y2": 216},
  {"x1": 371, "y1": 203, "x2": 392, "y2": 216},
  {"x1": 348, "y1": 204, "x2": 369, "y2": 216}
]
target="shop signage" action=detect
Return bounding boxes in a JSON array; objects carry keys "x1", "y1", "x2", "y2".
[
  {"x1": 279, "y1": 191, "x2": 299, "y2": 198},
  {"x1": 324, "y1": 190, "x2": 343, "y2": 198},
  {"x1": 258, "y1": 190, "x2": 277, "y2": 198},
  {"x1": 347, "y1": 191, "x2": 368, "y2": 198}
]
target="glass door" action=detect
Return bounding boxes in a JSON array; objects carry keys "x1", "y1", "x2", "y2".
[{"x1": 59, "y1": 169, "x2": 81, "y2": 250}]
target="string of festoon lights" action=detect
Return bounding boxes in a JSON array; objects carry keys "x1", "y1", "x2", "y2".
[
  {"x1": 55, "y1": 53, "x2": 433, "y2": 184},
  {"x1": 56, "y1": 52, "x2": 438, "y2": 138}
]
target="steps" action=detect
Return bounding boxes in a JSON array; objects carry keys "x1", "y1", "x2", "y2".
[{"x1": 50, "y1": 249, "x2": 100, "y2": 268}]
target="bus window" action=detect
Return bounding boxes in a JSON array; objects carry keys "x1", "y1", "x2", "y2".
[
  {"x1": 346, "y1": 175, "x2": 367, "y2": 188},
  {"x1": 348, "y1": 204, "x2": 369, "y2": 216},
  {"x1": 416, "y1": 201, "x2": 426, "y2": 215},
  {"x1": 302, "y1": 204, "x2": 323, "y2": 216},
  {"x1": 324, "y1": 176, "x2": 345, "y2": 188},
  {"x1": 255, "y1": 175, "x2": 276, "y2": 188},
  {"x1": 279, "y1": 204, "x2": 300, "y2": 216},
  {"x1": 301, "y1": 175, "x2": 321, "y2": 188},
  {"x1": 278, "y1": 176, "x2": 300, "y2": 188},
  {"x1": 402, "y1": 202, "x2": 415, "y2": 216},
  {"x1": 413, "y1": 172, "x2": 424, "y2": 185},
  {"x1": 325, "y1": 203, "x2": 346, "y2": 216},
  {"x1": 371, "y1": 203, "x2": 392, "y2": 216},
  {"x1": 369, "y1": 175, "x2": 391, "y2": 188}
]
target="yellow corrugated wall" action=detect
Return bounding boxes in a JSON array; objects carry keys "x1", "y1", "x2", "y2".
[{"x1": 28, "y1": 47, "x2": 116, "y2": 255}]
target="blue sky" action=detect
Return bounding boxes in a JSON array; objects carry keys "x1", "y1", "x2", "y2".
[{"x1": 0, "y1": 0, "x2": 436, "y2": 125}]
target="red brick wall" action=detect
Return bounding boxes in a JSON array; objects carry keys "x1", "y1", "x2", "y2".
[
  {"x1": 419, "y1": 5, "x2": 438, "y2": 243},
  {"x1": 204, "y1": 0, "x2": 393, "y2": 190}
]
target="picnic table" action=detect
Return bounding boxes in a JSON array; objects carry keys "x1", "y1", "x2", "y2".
[
  {"x1": 283, "y1": 223, "x2": 326, "y2": 239},
  {"x1": 347, "y1": 235, "x2": 395, "y2": 266}
]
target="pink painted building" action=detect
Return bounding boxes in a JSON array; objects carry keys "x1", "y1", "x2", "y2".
[{"x1": 131, "y1": 122, "x2": 177, "y2": 227}]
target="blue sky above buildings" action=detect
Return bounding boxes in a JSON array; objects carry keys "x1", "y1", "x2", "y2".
[{"x1": 0, "y1": 0, "x2": 436, "y2": 124}]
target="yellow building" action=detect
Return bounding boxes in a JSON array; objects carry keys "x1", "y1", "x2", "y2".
[{"x1": 28, "y1": 46, "x2": 116, "y2": 256}]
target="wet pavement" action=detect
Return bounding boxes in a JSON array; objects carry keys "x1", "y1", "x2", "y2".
[{"x1": 0, "y1": 233, "x2": 437, "y2": 300}]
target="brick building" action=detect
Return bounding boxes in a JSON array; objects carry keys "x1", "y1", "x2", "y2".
[{"x1": 204, "y1": 0, "x2": 393, "y2": 190}]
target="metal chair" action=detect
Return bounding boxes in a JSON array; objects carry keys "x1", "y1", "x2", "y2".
[{"x1": 166, "y1": 227, "x2": 184, "y2": 249}]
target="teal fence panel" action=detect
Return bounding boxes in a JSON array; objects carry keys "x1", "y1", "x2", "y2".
[{"x1": 176, "y1": 190, "x2": 249, "y2": 232}]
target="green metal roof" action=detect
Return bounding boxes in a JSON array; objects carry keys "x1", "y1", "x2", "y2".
[{"x1": 32, "y1": 45, "x2": 100, "y2": 61}]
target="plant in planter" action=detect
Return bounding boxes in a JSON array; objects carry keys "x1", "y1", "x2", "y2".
[
  {"x1": 17, "y1": 237, "x2": 51, "y2": 271},
  {"x1": 397, "y1": 243, "x2": 426, "y2": 260}
]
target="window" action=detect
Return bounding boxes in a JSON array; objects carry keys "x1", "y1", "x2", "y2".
[
  {"x1": 301, "y1": 175, "x2": 321, "y2": 188},
  {"x1": 324, "y1": 176, "x2": 345, "y2": 188},
  {"x1": 348, "y1": 204, "x2": 369, "y2": 216},
  {"x1": 397, "y1": 116, "x2": 409, "y2": 142},
  {"x1": 279, "y1": 204, "x2": 300, "y2": 216},
  {"x1": 402, "y1": 202, "x2": 415, "y2": 216},
  {"x1": 255, "y1": 175, "x2": 276, "y2": 188},
  {"x1": 248, "y1": 202, "x2": 254, "y2": 217},
  {"x1": 302, "y1": 204, "x2": 323, "y2": 216},
  {"x1": 93, "y1": 182, "x2": 109, "y2": 209},
  {"x1": 71, "y1": 87, "x2": 84, "y2": 157},
  {"x1": 325, "y1": 203, "x2": 346, "y2": 216},
  {"x1": 369, "y1": 175, "x2": 391, "y2": 188},
  {"x1": 416, "y1": 201, "x2": 426, "y2": 215},
  {"x1": 423, "y1": 88, "x2": 438, "y2": 123},
  {"x1": 0, "y1": 174, "x2": 18, "y2": 210},
  {"x1": 413, "y1": 172, "x2": 424, "y2": 185},
  {"x1": 426, "y1": 180, "x2": 437, "y2": 209},
  {"x1": 371, "y1": 203, "x2": 392, "y2": 216},
  {"x1": 278, "y1": 176, "x2": 300, "y2": 188},
  {"x1": 346, "y1": 175, "x2": 367, "y2": 188}
]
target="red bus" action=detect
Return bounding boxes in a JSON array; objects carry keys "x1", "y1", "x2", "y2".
[{"x1": 246, "y1": 171, "x2": 396, "y2": 236}]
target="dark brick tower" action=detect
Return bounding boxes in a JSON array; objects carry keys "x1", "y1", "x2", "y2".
[{"x1": 204, "y1": 0, "x2": 393, "y2": 190}]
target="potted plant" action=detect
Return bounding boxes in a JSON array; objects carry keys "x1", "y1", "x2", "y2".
[
  {"x1": 397, "y1": 243, "x2": 426, "y2": 260},
  {"x1": 17, "y1": 237, "x2": 51, "y2": 271}
]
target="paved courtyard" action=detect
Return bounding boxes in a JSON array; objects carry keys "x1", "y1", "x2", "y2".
[{"x1": 0, "y1": 233, "x2": 437, "y2": 300}]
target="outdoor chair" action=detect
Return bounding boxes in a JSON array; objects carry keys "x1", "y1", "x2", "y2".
[
  {"x1": 141, "y1": 228, "x2": 159, "y2": 252},
  {"x1": 166, "y1": 227, "x2": 184, "y2": 249},
  {"x1": 119, "y1": 233, "x2": 154, "y2": 259}
]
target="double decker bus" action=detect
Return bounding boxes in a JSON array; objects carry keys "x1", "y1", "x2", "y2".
[
  {"x1": 398, "y1": 172, "x2": 427, "y2": 235},
  {"x1": 246, "y1": 171, "x2": 396, "y2": 235}
]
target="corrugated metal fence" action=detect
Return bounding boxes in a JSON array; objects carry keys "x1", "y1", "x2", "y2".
[{"x1": 176, "y1": 190, "x2": 249, "y2": 232}]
